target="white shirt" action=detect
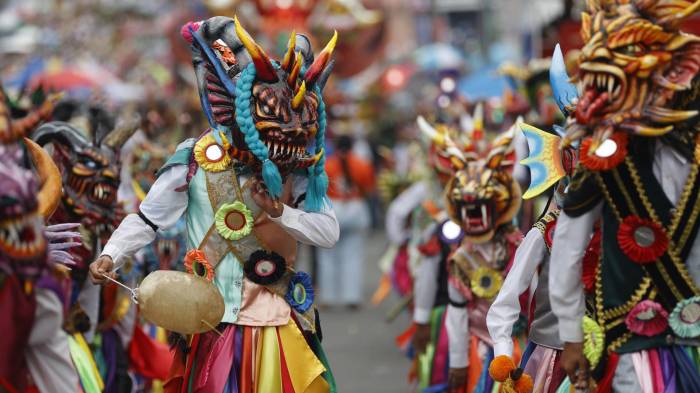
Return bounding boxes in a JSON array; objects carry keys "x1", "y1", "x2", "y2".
[
  {"x1": 487, "y1": 228, "x2": 546, "y2": 357},
  {"x1": 385, "y1": 181, "x2": 430, "y2": 245},
  {"x1": 550, "y1": 141, "x2": 700, "y2": 343},
  {"x1": 413, "y1": 254, "x2": 440, "y2": 324},
  {"x1": 25, "y1": 288, "x2": 80, "y2": 393},
  {"x1": 102, "y1": 164, "x2": 340, "y2": 269}
]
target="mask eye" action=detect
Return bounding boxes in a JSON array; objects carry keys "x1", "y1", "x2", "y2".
[
  {"x1": 80, "y1": 157, "x2": 98, "y2": 169},
  {"x1": 0, "y1": 195, "x2": 18, "y2": 208},
  {"x1": 620, "y1": 43, "x2": 644, "y2": 56}
]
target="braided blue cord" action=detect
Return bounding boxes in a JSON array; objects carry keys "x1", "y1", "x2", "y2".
[
  {"x1": 233, "y1": 62, "x2": 328, "y2": 210},
  {"x1": 304, "y1": 84, "x2": 328, "y2": 212},
  {"x1": 235, "y1": 63, "x2": 283, "y2": 198}
]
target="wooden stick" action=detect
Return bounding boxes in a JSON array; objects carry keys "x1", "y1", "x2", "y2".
[{"x1": 201, "y1": 319, "x2": 224, "y2": 337}]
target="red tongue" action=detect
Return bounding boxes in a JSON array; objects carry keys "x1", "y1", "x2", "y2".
[
  {"x1": 19, "y1": 226, "x2": 35, "y2": 243},
  {"x1": 576, "y1": 89, "x2": 609, "y2": 125}
]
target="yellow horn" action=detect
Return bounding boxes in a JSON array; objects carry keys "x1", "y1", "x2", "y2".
[
  {"x1": 281, "y1": 31, "x2": 297, "y2": 72},
  {"x1": 292, "y1": 81, "x2": 307, "y2": 110},
  {"x1": 287, "y1": 51, "x2": 302, "y2": 89},
  {"x1": 24, "y1": 137, "x2": 62, "y2": 220},
  {"x1": 234, "y1": 15, "x2": 278, "y2": 82}
]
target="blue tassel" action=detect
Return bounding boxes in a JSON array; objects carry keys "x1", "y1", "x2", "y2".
[
  {"x1": 262, "y1": 159, "x2": 283, "y2": 198},
  {"x1": 305, "y1": 167, "x2": 328, "y2": 212}
]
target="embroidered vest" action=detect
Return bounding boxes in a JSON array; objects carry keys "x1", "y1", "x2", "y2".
[{"x1": 565, "y1": 138, "x2": 700, "y2": 355}]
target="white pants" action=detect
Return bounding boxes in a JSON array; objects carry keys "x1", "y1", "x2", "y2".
[{"x1": 318, "y1": 199, "x2": 370, "y2": 305}]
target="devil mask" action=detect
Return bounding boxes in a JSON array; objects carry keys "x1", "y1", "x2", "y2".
[
  {"x1": 565, "y1": 0, "x2": 700, "y2": 153},
  {"x1": 182, "y1": 16, "x2": 335, "y2": 210},
  {"x1": 32, "y1": 117, "x2": 137, "y2": 237}
]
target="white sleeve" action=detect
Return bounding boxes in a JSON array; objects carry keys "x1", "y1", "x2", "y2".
[
  {"x1": 487, "y1": 229, "x2": 547, "y2": 357},
  {"x1": 25, "y1": 289, "x2": 80, "y2": 393},
  {"x1": 102, "y1": 165, "x2": 190, "y2": 269},
  {"x1": 268, "y1": 202, "x2": 340, "y2": 249},
  {"x1": 446, "y1": 283, "x2": 469, "y2": 368},
  {"x1": 385, "y1": 182, "x2": 429, "y2": 245},
  {"x1": 549, "y1": 203, "x2": 602, "y2": 343},
  {"x1": 414, "y1": 254, "x2": 441, "y2": 324}
]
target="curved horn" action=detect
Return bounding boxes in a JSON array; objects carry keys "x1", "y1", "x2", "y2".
[
  {"x1": 295, "y1": 34, "x2": 314, "y2": 68},
  {"x1": 550, "y1": 43, "x2": 579, "y2": 117},
  {"x1": 199, "y1": 16, "x2": 250, "y2": 70},
  {"x1": 304, "y1": 31, "x2": 338, "y2": 87},
  {"x1": 317, "y1": 59, "x2": 335, "y2": 92},
  {"x1": 281, "y1": 31, "x2": 297, "y2": 72},
  {"x1": 416, "y1": 116, "x2": 466, "y2": 165},
  {"x1": 24, "y1": 137, "x2": 62, "y2": 219},
  {"x1": 234, "y1": 16, "x2": 279, "y2": 82},
  {"x1": 102, "y1": 115, "x2": 140, "y2": 150},
  {"x1": 32, "y1": 121, "x2": 90, "y2": 152}
]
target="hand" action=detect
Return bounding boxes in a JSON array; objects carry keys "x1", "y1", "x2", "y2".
[
  {"x1": 89, "y1": 255, "x2": 116, "y2": 285},
  {"x1": 250, "y1": 178, "x2": 284, "y2": 218},
  {"x1": 412, "y1": 323, "x2": 431, "y2": 354},
  {"x1": 448, "y1": 367, "x2": 467, "y2": 392},
  {"x1": 561, "y1": 342, "x2": 590, "y2": 390}
]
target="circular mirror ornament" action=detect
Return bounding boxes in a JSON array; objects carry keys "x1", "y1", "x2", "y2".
[
  {"x1": 184, "y1": 249, "x2": 215, "y2": 282},
  {"x1": 617, "y1": 216, "x2": 668, "y2": 264},
  {"x1": 470, "y1": 266, "x2": 503, "y2": 299},
  {"x1": 244, "y1": 250, "x2": 286, "y2": 285},
  {"x1": 194, "y1": 132, "x2": 232, "y2": 172},
  {"x1": 670, "y1": 297, "x2": 700, "y2": 338},
  {"x1": 215, "y1": 201, "x2": 254, "y2": 240},
  {"x1": 439, "y1": 220, "x2": 464, "y2": 244},
  {"x1": 579, "y1": 132, "x2": 628, "y2": 171},
  {"x1": 625, "y1": 300, "x2": 669, "y2": 337},
  {"x1": 285, "y1": 271, "x2": 314, "y2": 313}
]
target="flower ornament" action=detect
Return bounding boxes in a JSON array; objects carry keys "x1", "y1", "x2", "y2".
[
  {"x1": 286, "y1": 271, "x2": 314, "y2": 313},
  {"x1": 244, "y1": 250, "x2": 286, "y2": 285},
  {"x1": 625, "y1": 300, "x2": 669, "y2": 337},
  {"x1": 194, "y1": 131, "x2": 232, "y2": 172},
  {"x1": 583, "y1": 316, "x2": 604, "y2": 368},
  {"x1": 669, "y1": 297, "x2": 700, "y2": 338},
  {"x1": 544, "y1": 220, "x2": 556, "y2": 249},
  {"x1": 470, "y1": 267, "x2": 503, "y2": 299},
  {"x1": 616, "y1": 216, "x2": 668, "y2": 264},
  {"x1": 581, "y1": 230, "x2": 601, "y2": 293},
  {"x1": 579, "y1": 132, "x2": 628, "y2": 171},
  {"x1": 184, "y1": 249, "x2": 215, "y2": 281},
  {"x1": 215, "y1": 201, "x2": 254, "y2": 240}
]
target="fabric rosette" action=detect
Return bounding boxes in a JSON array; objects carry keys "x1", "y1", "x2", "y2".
[
  {"x1": 616, "y1": 215, "x2": 668, "y2": 264},
  {"x1": 583, "y1": 316, "x2": 604, "y2": 368},
  {"x1": 285, "y1": 271, "x2": 314, "y2": 313},
  {"x1": 194, "y1": 131, "x2": 231, "y2": 172},
  {"x1": 669, "y1": 297, "x2": 700, "y2": 338},
  {"x1": 625, "y1": 300, "x2": 669, "y2": 337},
  {"x1": 470, "y1": 266, "x2": 503, "y2": 299},
  {"x1": 579, "y1": 132, "x2": 628, "y2": 171},
  {"x1": 244, "y1": 250, "x2": 286, "y2": 285},
  {"x1": 184, "y1": 249, "x2": 215, "y2": 281},
  {"x1": 215, "y1": 201, "x2": 254, "y2": 240}
]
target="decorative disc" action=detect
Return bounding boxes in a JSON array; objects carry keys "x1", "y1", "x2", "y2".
[
  {"x1": 244, "y1": 250, "x2": 286, "y2": 285},
  {"x1": 215, "y1": 201, "x2": 254, "y2": 240}
]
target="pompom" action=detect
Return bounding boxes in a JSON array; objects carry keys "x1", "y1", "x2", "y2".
[
  {"x1": 181, "y1": 21, "x2": 200, "y2": 43},
  {"x1": 514, "y1": 373, "x2": 534, "y2": 393},
  {"x1": 488, "y1": 355, "x2": 516, "y2": 382}
]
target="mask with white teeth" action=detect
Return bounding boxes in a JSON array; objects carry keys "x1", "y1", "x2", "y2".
[
  {"x1": 32, "y1": 111, "x2": 138, "y2": 251},
  {"x1": 444, "y1": 126, "x2": 522, "y2": 244},
  {"x1": 565, "y1": 0, "x2": 700, "y2": 150}
]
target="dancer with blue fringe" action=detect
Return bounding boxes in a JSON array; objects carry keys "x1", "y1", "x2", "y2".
[{"x1": 89, "y1": 16, "x2": 340, "y2": 393}]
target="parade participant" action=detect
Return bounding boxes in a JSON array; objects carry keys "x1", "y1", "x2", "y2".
[
  {"x1": 401, "y1": 115, "x2": 472, "y2": 391},
  {"x1": 0, "y1": 87, "x2": 82, "y2": 392},
  {"x1": 89, "y1": 16, "x2": 340, "y2": 392},
  {"x1": 549, "y1": 1, "x2": 700, "y2": 391},
  {"x1": 486, "y1": 45, "x2": 584, "y2": 393},
  {"x1": 33, "y1": 108, "x2": 138, "y2": 392},
  {"x1": 442, "y1": 125, "x2": 524, "y2": 392}
]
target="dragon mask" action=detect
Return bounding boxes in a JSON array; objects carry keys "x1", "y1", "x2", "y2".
[
  {"x1": 182, "y1": 16, "x2": 335, "y2": 209},
  {"x1": 566, "y1": 0, "x2": 700, "y2": 151}
]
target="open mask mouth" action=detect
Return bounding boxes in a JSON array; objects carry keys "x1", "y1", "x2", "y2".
[
  {"x1": 260, "y1": 137, "x2": 322, "y2": 169},
  {"x1": 0, "y1": 213, "x2": 46, "y2": 260},
  {"x1": 575, "y1": 63, "x2": 626, "y2": 125},
  {"x1": 456, "y1": 200, "x2": 494, "y2": 236},
  {"x1": 88, "y1": 182, "x2": 117, "y2": 206}
]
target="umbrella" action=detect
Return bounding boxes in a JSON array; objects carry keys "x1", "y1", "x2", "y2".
[
  {"x1": 457, "y1": 65, "x2": 508, "y2": 100},
  {"x1": 413, "y1": 43, "x2": 465, "y2": 71}
]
